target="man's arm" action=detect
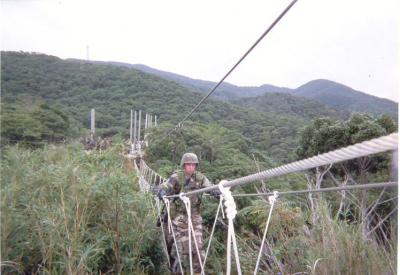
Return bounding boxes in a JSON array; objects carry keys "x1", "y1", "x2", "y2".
[
  {"x1": 201, "y1": 174, "x2": 222, "y2": 198},
  {"x1": 157, "y1": 173, "x2": 178, "y2": 199}
]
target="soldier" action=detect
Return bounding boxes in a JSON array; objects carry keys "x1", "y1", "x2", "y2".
[{"x1": 158, "y1": 153, "x2": 221, "y2": 274}]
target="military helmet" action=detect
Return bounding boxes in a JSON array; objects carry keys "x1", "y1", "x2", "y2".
[{"x1": 180, "y1": 153, "x2": 199, "y2": 167}]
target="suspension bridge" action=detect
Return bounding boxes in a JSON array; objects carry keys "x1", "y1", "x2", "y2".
[{"x1": 83, "y1": 1, "x2": 398, "y2": 273}]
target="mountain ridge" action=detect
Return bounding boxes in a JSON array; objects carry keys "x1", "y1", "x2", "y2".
[{"x1": 92, "y1": 60, "x2": 397, "y2": 118}]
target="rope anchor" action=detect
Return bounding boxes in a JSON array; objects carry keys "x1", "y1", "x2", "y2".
[
  {"x1": 218, "y1": 180, "x2": 242, "y2": 275},
  {"x1": 253, "y1": 191, "x2": 279, "y2": 275}
]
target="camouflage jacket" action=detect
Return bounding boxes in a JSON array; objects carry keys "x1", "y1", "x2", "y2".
[{"x1": 159, "y1": 170, "x2": 212, "y2": 216}]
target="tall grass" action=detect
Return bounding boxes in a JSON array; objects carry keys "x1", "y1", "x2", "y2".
[
  {"x1": 238, "y1": 199, "x2": 396, "y2": 274},
  {"x1": 306, "y1": 202, "x2": 396, "y2": 275},
  {"x1": 1, "y1": 143, "x2": 166, "y2": 274}
]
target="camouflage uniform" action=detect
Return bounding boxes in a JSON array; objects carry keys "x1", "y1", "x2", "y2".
[{"x1": 160, "y1": 169, "x2": 213, "y2": 274}]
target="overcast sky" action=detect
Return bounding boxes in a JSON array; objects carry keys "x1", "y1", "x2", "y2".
[{"x1": 1, "y1": 0, "x2": 398, "y2": 102}]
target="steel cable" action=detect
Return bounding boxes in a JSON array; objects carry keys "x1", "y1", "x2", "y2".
[
  {"x1": 159, "y1": 0, "x2": 299, "y2": 142},
  {"x1": 164, "y1": 133, "x2": 398, "y2": 198}
]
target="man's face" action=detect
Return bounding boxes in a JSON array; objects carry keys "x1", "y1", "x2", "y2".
[{"x1": 184, "y1": 163, "x2": 196, "y2": 176}]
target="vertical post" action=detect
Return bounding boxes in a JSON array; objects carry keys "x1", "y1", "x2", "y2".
[
  {"x1": 134, "y1": 110, "x2": 137, "y2": 144},
  {"x1": 145, "y1": 113, "x2": 148, "y2": 129},
  {"x1": 130, "y1": 109, "x2": 133, "y2": 143},
  {"x1": 138, "y1": 110, "x2": 142, "y2": 141},
  {"x1": 391, "y1": 150, "x2": 398, "y2": 182},
  {"x1": 155, "y1": 115, "x2": 157, "y2": 126},
  {"x1": 150, "y1": 115, "x2": 153, "y2": 127},
  {"x1": 90, "y1": 108, "x2": 95, "y2": 137}
]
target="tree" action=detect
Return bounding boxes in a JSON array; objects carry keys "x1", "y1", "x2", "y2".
[
  {"x1": 296, "y1": 113, "x2": 397, "y2": 239},
  {"x1": 1, "y1": 102, "x2": 70, "y2": 147}
]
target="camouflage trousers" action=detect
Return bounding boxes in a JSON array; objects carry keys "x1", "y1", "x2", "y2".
[{"x1": 163, "y1": 213, "x2": 205, "y2": 274}]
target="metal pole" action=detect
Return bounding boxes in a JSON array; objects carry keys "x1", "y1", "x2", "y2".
[
  {"x1": 134, "y1": 110, "x2": 137, "y2": 144},
  {"x1": 391, "y1": 150, "x2": 398, "y2": 182},
  {"x1": 155, "y1": 115, "x2": 157, "y2": 126},
  {"x1": 138, "y1": 110, "x2": 142, "y2": 141},
  {"x1": 130, "y1": 109, "x2": 133, "y2": 143},
  {"x1": 90, "y1": 108, "x2": 95, "y2": 136}
]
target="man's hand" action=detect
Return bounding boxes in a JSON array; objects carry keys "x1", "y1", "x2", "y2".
[
  {"x1": 158, "y1": 189, "x2": 167, "y2": 200},
  {"x1": 209, "y1": 189, "x2": 222, "y2": 199}
]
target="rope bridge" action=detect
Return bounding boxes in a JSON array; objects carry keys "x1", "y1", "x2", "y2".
[{"x1": 133, "y1": 133, "x2": 398, "y2": 274}]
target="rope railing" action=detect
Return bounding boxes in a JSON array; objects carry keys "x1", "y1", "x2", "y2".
[
  {"x1": 164, "y1": 133, "x2": 398, "y2": 199},
  {"x1": 138, "y1": 159, "x2": 167, "y2": 191}
]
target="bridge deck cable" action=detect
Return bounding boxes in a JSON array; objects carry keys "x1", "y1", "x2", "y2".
[
  {"x1": 164, "y1": 133, "x2": 398, "y2": 199},
  {"x1": 232, "y1": 182, "x2": 397, "y2": 198},
  {"x1": 160, "y1": 0, "x2": 299, "y2": 142}
]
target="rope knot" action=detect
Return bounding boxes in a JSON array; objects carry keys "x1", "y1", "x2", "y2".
[
  {"x1": 218, "y1": 180, "x2": 242, "y2": 274},
  {"x1": 218, "y1": 180, "x2": 237, "y2": 220},
  {"x1": 268, "y1": 191, "x2": 278, "y2": 205},
  {"x1": 179, "y1": 192, "x2": 190, "y2": 204}
]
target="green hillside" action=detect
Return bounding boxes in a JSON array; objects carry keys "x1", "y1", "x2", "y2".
[
  {"x1": 108, "y1": 62, "x2": 398, "y2": 119},
  {"x1": 231, "y1": 92, "x2": 349, "y2": 120},
  {"x1": 1, "y1": 51, "x2": 313, "y2": 162},
  {"x1": 294, "y1": 79, "x2": 398, "y2": 118}
]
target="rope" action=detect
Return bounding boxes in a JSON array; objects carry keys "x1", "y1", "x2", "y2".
[
  {"x1": 202, "y1": 196, "x2": 224, "y2": 270},
  {"x1": 159, "y1": 0, "x2": 299, "y2": 142},
  {"x1": 156, "y1": 199, "x2": 171, "y2": 267},
  {"x1": 226, "y1": 133, "x2": 398, "y2": 189},
  {"x1": 164, "y1": 133, "x2": 398, "y2": 199},
  {"x1": 218, "y1": 181, "x2": 242, "y2": 275},
  {"x1": 164, "y1": 199, "x2": 184, "y2": 275},
  {"x1": 179, "y1": 193, "x2": 205, "y2": 275},
  {"x1": 253, "y1": 191, "x2": 278, "y2": 275},
  {"x1": 232, "y1": 182, "x2": 397, "y2": 197}
]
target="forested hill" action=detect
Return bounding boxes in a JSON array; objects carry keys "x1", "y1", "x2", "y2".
[
  {"x1": 231, "y1": 92, "x2": 349, "y2": 120},
  {"x1": 91, "y1": 61, "x2": 294, "y2": 99},
  {"x1": 2, "y1": 51, "x2": 323, "y2": 162},
  {"x1": 103, "y1": 62, "x2": 397, "y2": 119},
  {"x1": 294, "y1": 79, "x2": 398, "y2": 117}
]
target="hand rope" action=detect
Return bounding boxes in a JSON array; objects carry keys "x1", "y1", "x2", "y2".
[
  {"x1": 156, "y1": 199, "x2": 171, "y2": 268},
  {"x1": 164, "y1": 198, "x2": 184, "y2": 275},
  {"x1": 179, "y1": 193, "x2": 205, "y2": 275},
  {"x1": 202, "y1": 195, "x2": 224, "y2": 270},
  {"x1": 253, "y1": 191, "x2": 278, "y2": 275},
  {"x1": 218, "y1": 181, "x2": 242, "y2": 275}
]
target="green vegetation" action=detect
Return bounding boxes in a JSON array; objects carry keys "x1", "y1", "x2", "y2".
[
  {"x1": 124, "y1": 63, "x2": 398, "y2": 118},
  {"x1": 1, "y1": 143, "x2": 166, "y2": 274},
  {"x1": 295, "y1": 79, "x2": 398, "y2": 118},
  {"x1": 146, "y1": 114, "x2": 397, "y2": 274},
  {"x1": 1, "y1": 51, "x2": 345, "y2": 162},
  {"x1": 232, "y1": 92, "x2": 348, "y2": 121},
  {"x1": 1, "y1": 102, "x2": 72, "y2": 147},
  {"x1": 1, "y1": 51, "x2": 397, "y2": 274}
]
